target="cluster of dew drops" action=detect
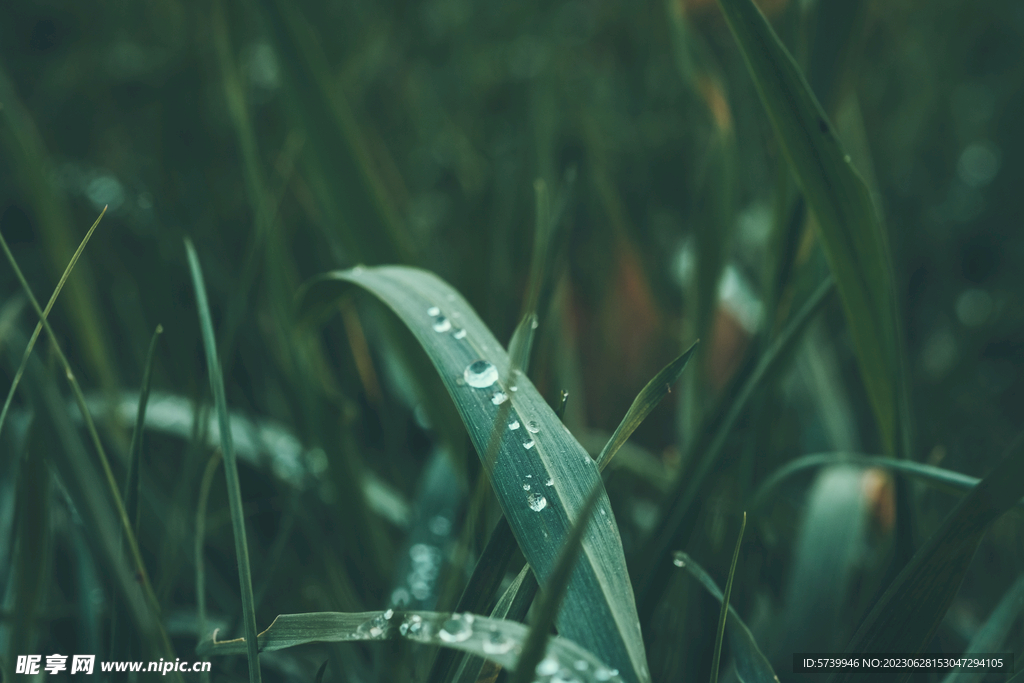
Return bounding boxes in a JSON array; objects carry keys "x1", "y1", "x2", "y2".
[{"x1": 429, "y1": 303, "x2": 551, "y2": 514}]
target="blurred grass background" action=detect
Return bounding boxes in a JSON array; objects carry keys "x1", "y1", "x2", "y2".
[{"x1": 1, "y1": 0, "x2": 1022, "y2": 680}]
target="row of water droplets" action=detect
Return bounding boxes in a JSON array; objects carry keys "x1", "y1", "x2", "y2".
[
  {"x1": 428, "y1": 304, "x2": 467, "y2": 339},
  {"x1": 395, "y1": 612, "x2": 621, "y2": 683},
  {"x1": 434, "y1": 303, "x2": 551, "y2": 514}
]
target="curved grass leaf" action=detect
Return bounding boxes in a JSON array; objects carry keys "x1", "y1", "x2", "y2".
[
  {"x1": 940, "y1": 574, "x2": 1024, "y2": 683},
  {"x1": 300, "y1": 265, "x2": 650, "y2": 683},
  {"x1": 749, "y1": 453, "x2": 1024, "y2": 512},
  {"x1": 186, "y1": 239, "x2": 262, "y2": 683},
  {"x1": 832, "y1": 435, "x2": 1024, "y2": 683},
  {"x1": 673, "y1": 553, "x2": 778, "y2": 683},
  {"x1": 596, "y1": 341, "x2": 698, "y2": 471},
  {"x1": 716, "y1": 0, "x2": 903, "y2": 457},
  {"x1": 198, "y1": 610, "x2": 624, "y2": 682}
]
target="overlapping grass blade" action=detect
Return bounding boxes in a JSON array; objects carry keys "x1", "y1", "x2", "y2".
[
  {"x1": 832, "y1": 435, "x2": 1024, "y2": 683},
  {"x1": 300, "y1": 265, "x2": 650, "y2": 683},
  {"x1": 511, "y1": 484, "x2": 605, "y2": 683},
  {"x1": 597, "y1": 341, "x2": 698, "y2": 471},
  {"x1": 198, "y1": 610, "x2": 625, "y2": 682},
  {"x1": 110, "y1": 323, "x2": 163, "y2": 674},
  {"x1": 185, "y1": 239, "x2": 262, "y2": 683},
  {"x1": 674, "y1": 553, "x2": 778, "y2": 683},
  {"x1": 637, "y1": 277, "x2": 835, "y2": 619},
  {"x1": 715, "y1": 0, "x2": 903, "y2": 457},
  {"x1": 940, "y1": 574, "x2": 1024, "y2": 683},
  {"x1": 710, "y1": 512, "x2": 746, "y2": 683},
  {"x1": 0, "y1": 207, "x2": 105, "y2": 441},
  {"x1": 748, "y1": 453, "x2": 1024, "y2": 512}
]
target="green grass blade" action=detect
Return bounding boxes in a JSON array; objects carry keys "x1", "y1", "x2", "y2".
[
  {"x1": 674, "y1": 552, "x2": 778, "y2": 683},
  {"x1": 637, "y1": 277, "x2": 834, "y2": 619},
  {"x1": 715, "y1": 0, "x2": 903, "y2": 456},
  {"x1": 0, "y1": 207, "x2": 105, "y2": 441},
  {"x1": 940, "y1": 574, "x2": 1024, "y2": 683},
  {"x1": 710, "y1": 512, "x2": 746, "y2": 683},
  {"x1": 185, "y1": 238, "x2": 262, "y2": 683},
  {"x1": 198, "y1": 610, "x2": 625, "y2": 682},
  {"x1": 510, "y1": 483, "x2": 604, "y2": 683},
  {"x1": 110, "y1": 323, "x2": 163, "y2": 673},
  {"x1": 749, "y1": 453, "x2": 1024, "y2": 512},
  {"x1": 300, "y1": 266, "x2": 650, "y2": 683},
  {"x1": 596, "y1": 341, "x2": 698, "y2": 471},
  {"x1": 833, "y1": 435, "x2": 1024, "y2": 683},
  {"x1": 195, "y1": 449, "x2": 222, "y2": 647}
]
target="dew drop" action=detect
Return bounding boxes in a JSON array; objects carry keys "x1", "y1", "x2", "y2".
[
  {"x1": 594, "y1": 668, "x2": 612, "y2": 682},
  {"x1": 672, "y1": 551, "x2": 686, "y2": 568},
  {"x1": 455, "y1": 376, "x2": 466, "y2": 386},
  {"x1": 384, "y1": 608, "x2": 394, "y2": 620},
  {"x1": 510, "y1": 385, "x2": 518, "y2": 392},
  {"x1": 523, "y1": 440, "x2": 535, "y2": 450},
  {"x1": 433, "y1": 316, "x2": 452, "y2": 333},
  {"x1": 491, "y1": 391, "x2": 509, "y2": 405},
  {"x1": 530, "y1": 315, "x2": 539, "y2": 330},
  {"x1": 453, "y1": 328, "x2": 467, "y2": 339},
  {"x1": 481, "y1": 629, "x2": 515, "y2": 655},
  {"x1": 427, "y1": 306, "x2": 440, "y2": 316},
  {"x1": 545, "y1": 477, "x2": 554, "y2": 487},
  {"x1": 523, "y1": 483, "x2": 531, "y2": 491},
  {"x1": 526, "y1": 420, "x2": 540, "y2": 433},
  {"x1": 464, "y1": 360, "x2": 498, "y2": 388},
  {"x1": 439, "y1": 615, "x2": 473, "y2": 643},
  {"x1": 509, "y1": 419, "x2": 521, "y2": 430},
  {"x1": 844, "y1": 154, "x2": 852, "y2": 163},
  {"x1": 527, "y1": 493, "x2": 547, "y2": 511},
  {"x1": 399, "y1": 622, "x2": 409, "y2": 636},
  {"x1": 574, "y1": 660, "x2": 588, "y2": 672},
  {"x1": 357, "y1": 612, "x2": 390, "y2": 639},
  {"x1": 536, "y1": 656, "x2": 559, "y2": 676}
]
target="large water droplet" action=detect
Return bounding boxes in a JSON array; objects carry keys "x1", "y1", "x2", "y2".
[
  {"x1": 433, "y1": 316, "x2": 452, "y2": 333},
  {"x1": 464, "y1": 360, "x2": 498, "y2": 388},
  {"x1": 537, "y1": 656, "x2": 559, "y2": 676},
  {"x1": 523, "y1": 440, "x2": 535, "y2": 450},
  {"x1": 526, "y1": 420, "x2": 540, "y2": 433},
  {"x1": 427, "y1": 306, "x2": 441, "y2": 316},
  {"x1": 509, "y1": 419, "x2": 520, "y2": 430},
  {"x1": 453, "y1": 328, "x2": 467, "y2": 340},
  {"x1": 439, "y1": 615, "x2": 473, "y2": 643},
  {"x1": 481, "y1": 629, "x2": 515, "y2": 655},
  {"x1": 527, "y1": 493, "x2": 547, "y2": 511},
  {"x1": 491, "y1": 391, "x2": 509, "y2": 405},
  {"x1": 672, "y1": 551, "x2": 686, "y2": 568}
]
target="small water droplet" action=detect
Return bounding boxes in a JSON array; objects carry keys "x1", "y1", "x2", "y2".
[
  {"x1": 530, "y1": 315, "x2": 539, "y2": 330},
  {"x1": 491, "y1": 391, "x2": 509, "y2": 405},
  {"x1": 453, "y1": 328, "x2": 467, "y2": 339},
  {"x1": 509, "y1": 419, "x2": 521, "y2": 430},
  {"x1": 384, "y1": 608, "x2": 394, "y2": 620},
  {"x1": 399, "y1": 622, "x2": 410, "y2": 636},
  {"x1": 428, "y1": 515, "x2": 452, "y2": 536},
  {"x1": 481, "y1": 629, "x2": 515, "y2": 655},
  {"x1": 357, "y1": 612, "x2": 391, "y2": 639},
  {"x1": 599, "y1": 509, "x2": 606, "y2": 516},
  {"x1": 536, "y1": 656, "x2": 559, "y2": 676},
  {"x1": 523, "y1": 440, "x2": 535, "y2": 449},
  {"x1": 510, "y1": 385, "x2": 518, "y2": 391},
  {"x1": 527, "y1": 493, "x2": 547, "y2": 511},
  {"x1": 545, "y1": 477, "x2": 554, "y2": 486},
  {"x1": 574, "y1": 660, "x2": 588, "y2": 672},
  {"x1": 526, "y1": 420, "x2": 540, "y2": 433},
  {"x1": 464, "y1": 360, "x2": 498, "y2": 388},
  {"x1": 427, "y1": 306, "x2": 440, "y2": 316},
  {"x1": 439, "y1": 615, "x2": 473, "y2": 643},
  {"x1": 402, "y1": 614, "x2": 424, "y2": 638},
  {"x1": 455, "y1": 376, "x2": 466, "y2": 386},
  {"x1": 523, "y1": 483, "x2": 531, "y2": 491},
  {"x1": 672, "y1": 551, "x2": 686, "y2": 568},
  {"x1": 595, "y1": 668, "x2": 612, "y2": 682},
  {"x1": 844, "y1": 154, "x2": 852, "y2": 163},
  {"x1": 433, "y1": 316, "x2": 452, "y2": 333}
]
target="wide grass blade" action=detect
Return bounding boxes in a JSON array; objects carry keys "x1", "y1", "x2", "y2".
[
  {"x1": 0, "y1": 207, "x2": 105, "y2": 441},
  {"x1": 832, "y1": 435, "x2": 1024, "y2": 683},
  {"x1": 198, "y1": 610, "x2": 625, "y2": 683},
  {"x1": 511, "y1": 484, "x2": 605, "y2": 683},
  {"x1": 597, "y1": 341, "x2": 698, "y2": 471},
  {"x1": 940, "y1": 574, "x2": 1024, "y2": 683},
  {"x1": 748, "y1": 453, "x2": 1024, "y2": 512},
  {"x1": 715, "y1": 0, "x2": 903, "y2": 457},
  {"x1": 710, "y1": 512, "x2": 746, "y2": 683},
  {"x1": 300, "y1": 265, "x2": 650, "y2": 683},
  {"x1": 185, "y1": 239, "x2": 262, "y2": 683},
  {"x1": 674, "y1": 552, "x2": 778, "y2": 683}
]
